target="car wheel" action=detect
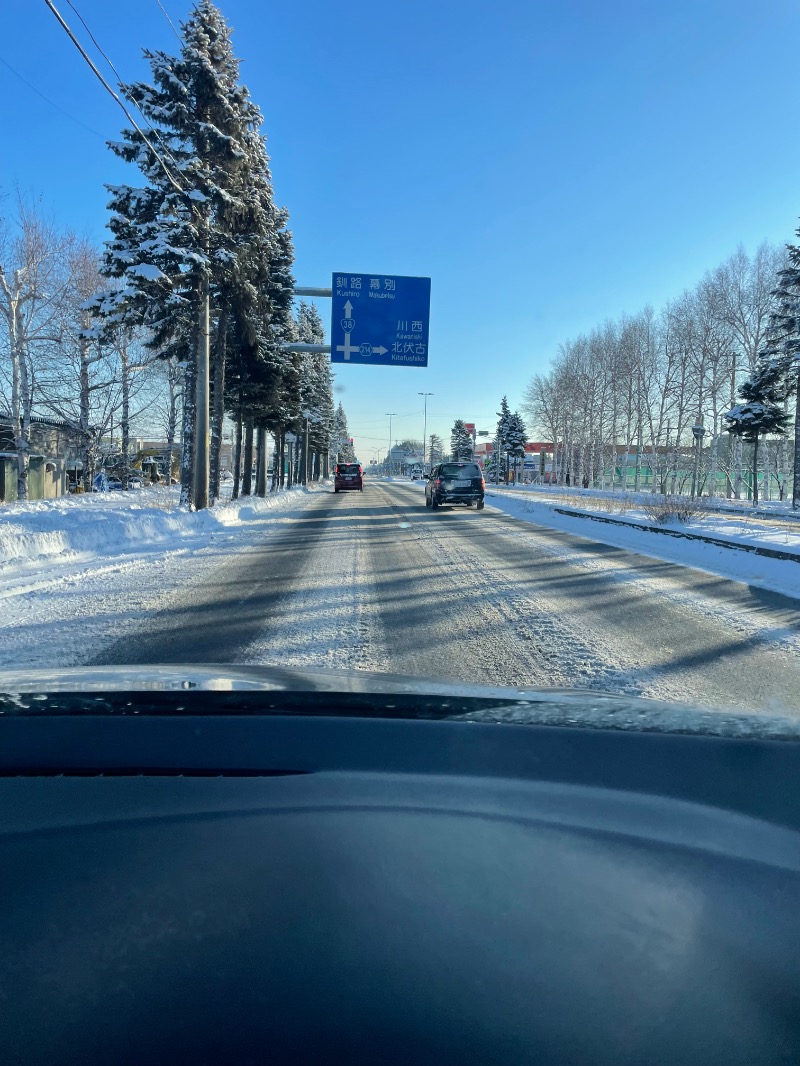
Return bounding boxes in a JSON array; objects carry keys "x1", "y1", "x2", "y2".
[
  {"x1": 425, "y1": 495, "x2": 431, "y2": 508},
  {"x1": 431, "y1": 497, "x2": 439, "y2": 510},
  {"x1": 477, "y1": 499, "x2": 485, "y2": 510},
  {"x1": 334, "y1": 488, "x2": 339, "y2": 493}
]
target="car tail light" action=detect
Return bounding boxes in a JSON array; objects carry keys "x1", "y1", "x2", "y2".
[
  {"x1": 481, "y1": 478, "x2": 485, "y2": 489},
  {"x1": 435, "y1": 478, "x2": 441, "y2": 487}
]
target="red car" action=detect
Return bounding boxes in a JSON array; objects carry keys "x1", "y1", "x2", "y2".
[{"x1": 334, "y1": 462, "x2": 364, "y2": 492}]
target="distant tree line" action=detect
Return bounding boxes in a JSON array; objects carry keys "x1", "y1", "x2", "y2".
[{"x1": 522, "y1": 243, "x2": 800, "y2": 502}]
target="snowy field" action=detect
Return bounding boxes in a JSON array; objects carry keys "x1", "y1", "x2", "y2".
[{"x1": 0, "y1": 485, "x2": 327, "y2": 671}]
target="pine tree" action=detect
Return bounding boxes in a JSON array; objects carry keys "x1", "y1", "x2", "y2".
[
  {"x1": 296, "y1": 302, "x2": 334, "y2": 479},
  {"x1": 332, "y1": 402, "x2": 354, "y2": 462},
  {"x1": 427, "y1": 432, "x2": 443, "y2": 465},
  {"x1": 495, "y1": 396, "x2": 512, "y2": 480},
  {"x1": 724, "y1": 362, "x2": 792, "y2": 505},
  {"x1": 764, "y1": 242, "x2": 800, "y2": 506},
  {"x1": 505, "y1": 410, "x2": 528, "y2": 481},
  {"x1": 90, "y1": 0, "x2": 292, "y2": 507},
  {"x1": 450, "y1": 419, "x2": 474, "y2": 460}
]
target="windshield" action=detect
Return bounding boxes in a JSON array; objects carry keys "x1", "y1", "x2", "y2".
[{"x1": 2, "y1": 1, "x2": 800, "y2": 729}]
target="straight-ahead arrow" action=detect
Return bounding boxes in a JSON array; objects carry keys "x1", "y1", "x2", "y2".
[{"x1": 343, "y1": 300, "x2": 353, "y2": 317}]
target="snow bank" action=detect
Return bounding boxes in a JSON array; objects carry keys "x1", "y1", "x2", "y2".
[
  {"x1": 485, "y1": 490, "x2": 800, "y2": 601},
  {"x1": 0, "y1": 486, "x2": 318, "y2": 572}
]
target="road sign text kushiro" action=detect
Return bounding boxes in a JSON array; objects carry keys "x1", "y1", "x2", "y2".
[{"x1": 331, "y1": 273, "x2": 431, "y2": 367}]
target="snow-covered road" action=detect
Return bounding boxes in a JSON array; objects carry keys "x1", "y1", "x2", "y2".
[
  {"x1": 3, "y1": 480, "x2": 800, "y2": 714},
  {"x1": 63, "y1": 479, "x2": 800, "y2": 715}
]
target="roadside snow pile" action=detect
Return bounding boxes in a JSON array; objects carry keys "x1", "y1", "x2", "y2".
[
  {"x1": 0, "y1": 487, "x2": 316, "y2": 572},
  {"x1": 485, "y1": 490, "x2": 800, "y2": 601},
  {"x1": 487, "y1": 488, "x2": 800, "y2": 557}
]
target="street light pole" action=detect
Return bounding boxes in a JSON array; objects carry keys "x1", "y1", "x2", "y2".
[
  {"x1": 690, "y1": 424, "x2": 706, "y2": 498},
  {"x1": 419, "y1": 392, "x2": 433, "y2": 470},
  {"x1": 386, "y1": 412, "x2": 397, "y2": 475}
]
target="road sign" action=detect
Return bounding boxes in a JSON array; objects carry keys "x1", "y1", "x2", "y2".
[{"x1": 331, "y1": 273, "x2": 431, "y2": 367}]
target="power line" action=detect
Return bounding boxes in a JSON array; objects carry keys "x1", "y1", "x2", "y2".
[
  {"x1": 61, "y1": 0, "x2": 188, "y2": 185},
  {"x1": 43, "y1": 0, "x2": 187, "y2": 194},
  {"x1": 154, "y1": 0, "x2": 181, "y2": 41},
  {"x1": 0, "y1": 53, "x2": 105, "y2": 139}
]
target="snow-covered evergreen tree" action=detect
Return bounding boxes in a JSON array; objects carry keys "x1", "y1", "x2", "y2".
[
  {"x1": 505, "y1": 410, "x2": 528, "y2": 479},
  {"x1": 450, "y1": 419, "x2": 474, "y2": 460},
  {"x1": 724, "y1": 362, "x2": 791, "y2": 505},
  {"x1": 493, "y1": 396, "x2": 512, "y2": 479},
  {"x1": 427, "y1": 432, "x2": 443, "y2": 465},
  {"x1": 90, "y1": 0, "x2": 292, "y2": 506},
  {"x1": 296, "y1": 301, "x2": 334, "y2": 479},
  {"x1": 332, "y1": 402, "x2": 355, "y2": 462}
]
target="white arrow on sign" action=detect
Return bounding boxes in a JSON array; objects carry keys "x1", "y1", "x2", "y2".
[
  {"x1": 336, "y1": 336, "x2": 390, "y2": 361},
  {"x1": 343, "y1": 300, "x2": 353, "y2": 317}
]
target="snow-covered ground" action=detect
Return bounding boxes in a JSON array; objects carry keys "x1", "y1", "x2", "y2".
[
  {"x1": 0, "y1": 485, "x2": 327, "y2": 671},
  {"x1": 4, "y1": 477, "x2": 800, "y2": 689},
  {"x1": 484, "y1": 487, "x2": 800, "y2": 600}
]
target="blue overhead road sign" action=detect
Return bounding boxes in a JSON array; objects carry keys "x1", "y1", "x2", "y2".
[{"x1": 331, "y1": 273, "x2": 431, "y2": 367}]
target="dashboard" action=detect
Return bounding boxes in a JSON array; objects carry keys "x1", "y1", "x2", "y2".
[{"x1": 1, "y1": 698, "x2": 799, "y2": 1064}]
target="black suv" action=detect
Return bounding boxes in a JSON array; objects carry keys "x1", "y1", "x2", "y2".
[{"x1": 425, "y1": 462, "x2": 485, "y2": 510}]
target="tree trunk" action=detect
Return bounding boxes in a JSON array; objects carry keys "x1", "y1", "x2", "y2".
[
  {"x1": 733, "y1": 436, "x2": 743, "y2": 500},
  {"x1": 120, "y1": 340, "x2": 131, "y2": 488},
  {"x1": 256, "y1": 426, "x2": 267, "y2": 497},
  {"x1": 762, "y1": 440, "x2": 771, "y2": 503},
  {"x1": 752, "y1": 436, "x2": 760, "y2": 507},
  {"x1": 707, "y1": 418, "x2": 719, "y2": 499},
  {"x1": 165, "y1": 358, "x2": 180, "y2": 484},
  {"x1": 241, "y1": 419, "x2": 253, "y2": 496},
  {"x1": 209, "y1": 307, "x2": 228, "y2": 505},
  {"x1": 78, "y1": 318, "x2": 97, "y2": 493},
  {"x1": 794, "y1": 369, "x2": 800, "y2": 509},
  {"x1": 179, "y1": 355, "x2": 197, "y2": 507},
  {"x1": 9, "y1": 321, "x2": 31, "y2": 501},
  {"x1": 232, "y1": 410, "x2": 242, "y2": 500}
]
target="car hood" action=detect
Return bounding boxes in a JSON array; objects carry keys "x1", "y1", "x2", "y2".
[{"x1": 0, "y1": 664, "x2": 799, "y2": 740}]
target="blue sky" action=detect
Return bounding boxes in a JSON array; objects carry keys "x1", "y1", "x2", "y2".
[{"x1": 3, "y1": 0, "x2": 800, "y2": 459}]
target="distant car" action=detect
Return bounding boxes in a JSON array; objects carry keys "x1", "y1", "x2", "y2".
[
  {"x1": 425, "y1": 462, "x2": 485, "y2": 511},
  {"x1": 106, "y1": 477, "x2": 123, "y2": 491},
  {"x1": 334, "y1": 463, "x2": 364, "y2": 492}
]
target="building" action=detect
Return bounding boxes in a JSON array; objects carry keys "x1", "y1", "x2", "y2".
[{"x1": 0, "y1": 414, "x2": 81, "y2": 502}]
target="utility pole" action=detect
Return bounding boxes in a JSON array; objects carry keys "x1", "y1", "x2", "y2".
[
  {"x1": 419, "y1": 392, "x2": 433, "y2": 470},
  {"x1": 386, "y1": 412, "x2": 397, "y2": 475}
]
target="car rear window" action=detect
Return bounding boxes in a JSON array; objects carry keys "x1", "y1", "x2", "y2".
[
  {"x1": 440, "y1": 464, "x2": 481, "y2": 478},
  {"x1": 337, "y1": 464, "x2": 360, "y2": 475}
]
